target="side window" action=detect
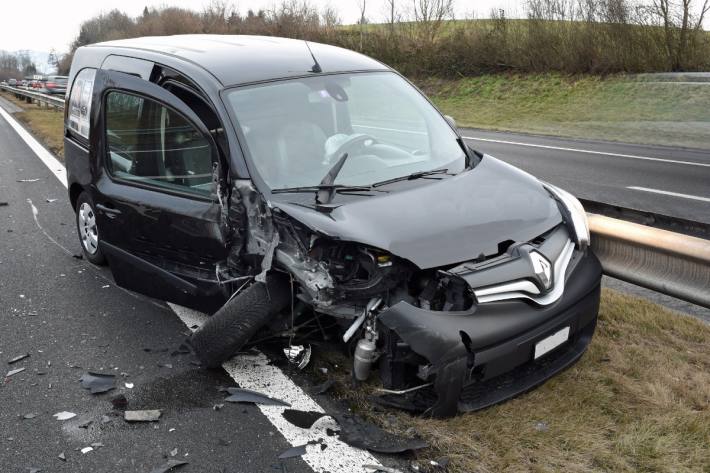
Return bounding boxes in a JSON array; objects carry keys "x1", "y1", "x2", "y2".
[
  {"x1": 104, "y1": 91, "x2": 214, "y2": 197},
  {"x1": 67, "y1": 68, "x2": 96, "y2": 140}
]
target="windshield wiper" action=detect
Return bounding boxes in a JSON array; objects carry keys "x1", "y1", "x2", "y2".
[
  {"x1": 272, "y1": 152, "x2": 388, "y2": 205},
  {"x1": 317, "y1": 152, "x2": 350, "y2": 205},
  {"x1": 372, "y1": 168, "x2": 452, "y2": 188},
  {"x1": 271, "y1": 184, "x2": 379, "y2": 195}
]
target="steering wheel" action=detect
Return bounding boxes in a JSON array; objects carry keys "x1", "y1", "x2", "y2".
[{"x1": 326, "y1": 134, "x2": 379, "y2": 164}]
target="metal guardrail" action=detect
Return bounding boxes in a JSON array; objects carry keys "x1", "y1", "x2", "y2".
[
  {"x1": 589, "y1": 212, "x2": 710, "y2": 309},
  {"x1": 0, "y1": 85, "x2": 65, "y2": 110},
  {"x1": 1, "y1": 84, "x2": 708, "y2": 307}
]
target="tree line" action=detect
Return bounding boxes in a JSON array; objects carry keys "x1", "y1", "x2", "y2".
[
  {"x1": 58, "y1": 0, "x2": 710, "y2": 76},
  {"x1": 0, "y1": 51, "x2": 38, "y2": 80}
]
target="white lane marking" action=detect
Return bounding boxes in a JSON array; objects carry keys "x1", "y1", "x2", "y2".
[
  {"x1": 0, "y1": 105, "x2": 67, "y2": 185},
  {"x1": 462, "y1": 136, "x2": 710, "y2": 168},
  {"x1": 0, "y1": 108, "x2": 383, "y2": 472},
  {"x1": 626, "y1": 186, "x2": 710, "y2": 202},
  {"x1": 169, "y1": 303, "x2": 382, "y2": 473}
]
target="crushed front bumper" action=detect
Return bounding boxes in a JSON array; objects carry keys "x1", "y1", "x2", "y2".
[{"x1": 378, "y1": 250, "x2": 602, "y2": 417}]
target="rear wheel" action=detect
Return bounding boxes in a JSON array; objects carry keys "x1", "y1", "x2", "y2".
[{"x1": 75, "y1": 192, "x2": 106, "y2": 265}]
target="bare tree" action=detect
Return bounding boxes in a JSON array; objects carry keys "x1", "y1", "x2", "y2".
[
  {"x1": 386, "y1": 0, "x2": 397, "y2": 35},
  {"x1": 357, "y1": 0, "x2": 367, "y2": 50},
  {"x1": 650, "y1": 0, "x2": 710, "y2": 69},
  {"x1": 412, "y1": 0, "x2": 454, "y2": 44}
]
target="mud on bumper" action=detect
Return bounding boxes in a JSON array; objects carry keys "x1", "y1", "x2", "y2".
[{"x1": 377, "y1": 251, "x2": 602, "y2": 417}]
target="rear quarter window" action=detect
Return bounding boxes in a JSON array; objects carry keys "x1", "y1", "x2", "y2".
[{"x1": 67, "y1": 68, "x2": 96, "y2": 140}]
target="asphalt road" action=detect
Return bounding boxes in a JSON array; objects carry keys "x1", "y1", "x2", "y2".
[
  {"x1": 0, "y1": 111, "x2": 399, "y2": 473},
  {"x1": 461, "y1": 128, "x2": 710, "y2": 224}
]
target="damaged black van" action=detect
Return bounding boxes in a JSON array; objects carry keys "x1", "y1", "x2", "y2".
[{"x1": 65, "y1": 35, "x2": 602, "y2": 417}]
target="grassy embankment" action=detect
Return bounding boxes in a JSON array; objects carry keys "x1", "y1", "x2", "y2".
[
  {"x1": 421, "y1": 73, "x2": 710, "y2": 150},
  {"x1": 1, "y1": 92, "x2": 65, "y2": 158}
]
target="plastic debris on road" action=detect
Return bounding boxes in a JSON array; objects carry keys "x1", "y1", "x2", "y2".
[
  {"x1": 124, "y1": 410, "x2": 162, "y2": 422},
  {"x1": 149, "y1": 459, "x2": 188, "y2": 473},
  {"x1": 334, "y1": 413, "x2": 429, "y2": 453},
  {"x1": 224, "y1": 387, "x2": 291, "y2": 407},
  {"x1": 5, "y1": 367, "x2": 25, "y2": 377},
  {"x1": 8, "y1": 353, "x2": 29, "y2": 364},
  {"x1": 278, "y1": 444, "x2": 308, "y2": 459},
  {"x1": 53, "y1": 411, "x2": 76, "y2": 421},
  {"x1": 281, "y1": 409, "x2": 325, "y2": 429},
  {"x1": 79, "y1": 372, "x2": 116, "y2": 394}
]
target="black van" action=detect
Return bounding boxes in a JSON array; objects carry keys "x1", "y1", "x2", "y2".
[{"x1": 65, "y1": 35, "x2": 602, "y2": 417}]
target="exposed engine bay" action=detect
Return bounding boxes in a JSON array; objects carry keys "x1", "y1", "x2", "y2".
[{"x1": 188, "y1": 177, "x2": 601, "y2": 418}]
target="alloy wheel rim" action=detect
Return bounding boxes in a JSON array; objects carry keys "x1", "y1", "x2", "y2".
[{"x1": 78, "y1": 202, "x2": 99, "y2": 255}]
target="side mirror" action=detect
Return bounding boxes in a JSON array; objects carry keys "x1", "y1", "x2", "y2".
[{"x1": 444, "y1": 115, "x2": 457, "y2": 129}]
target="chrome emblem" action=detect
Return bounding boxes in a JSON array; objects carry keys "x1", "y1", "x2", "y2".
[{"x1": 529, "y1": 251, "x2": 552, "y2": 290}]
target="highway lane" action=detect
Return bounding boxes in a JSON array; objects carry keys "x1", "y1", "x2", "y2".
[{"x1": 461, "y1": 128, "x2": 710, "y2": 224}]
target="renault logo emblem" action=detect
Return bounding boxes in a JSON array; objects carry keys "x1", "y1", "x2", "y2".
[{"x1": 529, "y1": 251, "x2": 552, "y2": 290}]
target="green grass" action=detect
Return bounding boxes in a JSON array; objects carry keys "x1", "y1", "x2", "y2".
[
  {"x1": 1, "y1": 91, "x2": 65, "y2": 159},
  {"x1": 420, "y1": 73, "x2": 710, "y2": 149}
]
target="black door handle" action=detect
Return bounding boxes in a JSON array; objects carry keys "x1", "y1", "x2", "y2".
[{"x1": 96, "y1": 203, "x2": 121, "y2": 216}]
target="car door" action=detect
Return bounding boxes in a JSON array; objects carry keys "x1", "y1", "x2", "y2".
[{"x1": 90, "y1": 69, "x2": 230, "y2": 312}]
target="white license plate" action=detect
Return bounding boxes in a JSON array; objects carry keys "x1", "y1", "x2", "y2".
[{"x1": 534, "y1": 326, "x2": 570, "y2": 359}]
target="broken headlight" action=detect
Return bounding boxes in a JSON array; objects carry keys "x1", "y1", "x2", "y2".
[
  {"x1": 544, "y1": 182, "x2": 590, "y2": 249},
  {"x1": 310, "y1": 241, "x2": 408, "y2": 301}
]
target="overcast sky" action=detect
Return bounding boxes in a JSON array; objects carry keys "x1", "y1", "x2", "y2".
[{"x1": 0, "y1": 0, "x2": 525, "y2": 54}]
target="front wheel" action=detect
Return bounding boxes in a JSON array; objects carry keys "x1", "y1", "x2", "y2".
[{"x1": 75, "y1": 192, "x2": 106, "y2": 265}]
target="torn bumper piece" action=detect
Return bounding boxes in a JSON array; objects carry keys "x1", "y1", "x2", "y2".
[{"x1": 378, "y1": 250, "x2": 602, "y2": 418}]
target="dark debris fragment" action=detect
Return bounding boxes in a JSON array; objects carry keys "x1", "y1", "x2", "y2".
[
  {"x1": 170, "y1": 344, "x2": 191, "y2": 357},
  {"x1": 334, "y1": 414, "x2": 429, "y2": 454},
  {"x1": 79, "y1": 372, "x2": 116, "y2": 394},
  {"x1": 281, "y1": 409, "x2": 325, "y2": 429},
  {"x1": 313, "y1": 379, "x2": 335, "y2": 395},
  {"x1": 224, "y1": 388, "x2": 290, "y2": 407},
  {"x1": 78, "y1": 419, "x2": 93, "y2": 429},
  {"x1": 111, "y1": 394, "x2": 129, "y2": 410},
  {"x1": 278, "y1": 444, "x2": 308, "y2": 460},
  {"x1": 148, "y1": 459, "x2": 188, "y2": 473}
]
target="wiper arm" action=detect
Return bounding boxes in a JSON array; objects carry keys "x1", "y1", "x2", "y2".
[
  {"x1": 372, "y1": 168, "x2": 451, "y2": 188},
  {"x1": 317, "y1": 152, "x2": 349, "y2": 205},
  {"x1": 271, "y1": 184, "x2": 377, "y2": 194}
]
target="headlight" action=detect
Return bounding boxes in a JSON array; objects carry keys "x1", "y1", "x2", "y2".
[{"x1": 543, "y1": 183, "x2": 590, "y2": 249}]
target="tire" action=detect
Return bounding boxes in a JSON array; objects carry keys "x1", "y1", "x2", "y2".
[
  {"x1": 75, "y1": 191, "x2": 106, "y2": 265},
  {"x1": 189, "y1": 274, "x2": 291, "y2": 368}
]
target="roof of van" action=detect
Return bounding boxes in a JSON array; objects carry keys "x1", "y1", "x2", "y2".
[{"x1": 90, "y1": 35, "x2": 389, "y2": 86}]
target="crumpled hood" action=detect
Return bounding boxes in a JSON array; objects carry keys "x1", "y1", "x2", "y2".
[{"x1": 272, "y1": 155, "x2": 562, "y2": 269}]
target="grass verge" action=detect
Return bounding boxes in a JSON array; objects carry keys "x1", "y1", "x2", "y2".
[
  {"x1": 420, "y1": 73, "x2": 710, "y2": 150},
  {"x1": 1, "y1": 91, "x2": 65, "y2": 159},
  {"x1": 315, "y1": 289, "x2": 710, "y2": 473}
]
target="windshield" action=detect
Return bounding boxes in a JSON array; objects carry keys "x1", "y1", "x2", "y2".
[{"x1": 225, "y1": 72, "x2": 466, "y2": 189}]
